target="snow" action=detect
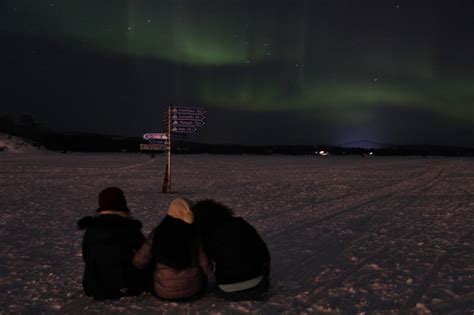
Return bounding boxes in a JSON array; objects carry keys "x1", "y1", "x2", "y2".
[
  {"x1": 0, "y1": 133, "x2": 44, "y2": 153},
  {"x1": 0, "y1": 153, "x2": 473, "y2": 313}
]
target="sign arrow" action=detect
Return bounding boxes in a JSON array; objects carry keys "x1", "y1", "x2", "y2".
[
  {"x1": 148, "y1": 139, "x2": 167, "y2": 144},
  {"x1": 171, "y1": 114, "x2": 206, "y2": 121},
  {"x1": 170, "y1": 133, "x2": 188, "y2": 139},
  {"x1": 171, "y1": 126, "x2": 197, "y2": 134},
  {"x1": 143, "y1": 133, "x2": 168, "y2": 140},
  {"x1": 172, "y1": 119, "x2": 205, "y2": 127},
  {"x1": 171, "y1": 107, "x2": 207, "y2": 115},
  {"x1": 140, "y1": 143, "x2": 167, "y2": 151}
]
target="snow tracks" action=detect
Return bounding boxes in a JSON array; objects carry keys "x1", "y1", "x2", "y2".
[{"x1": 0, "y1": 154, "x2": 473, "y2": 313}]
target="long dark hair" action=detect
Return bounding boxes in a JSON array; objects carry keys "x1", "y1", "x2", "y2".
[
  {"x1": 151, "y1": 215, "x2": 198, "y2": 270},
  {"x1": 191, "y1": 199, "x2": 234, "y2": 234}
]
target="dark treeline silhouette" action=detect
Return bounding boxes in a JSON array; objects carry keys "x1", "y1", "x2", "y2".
[
  {"x1": 0, "y1": 115, "x2": 141, "y2": 152},
  {"x1": 1, "y1": 115, "x2": 473, "y2": 156},
  {"x1": 0, "y1": 114, "x2": 46, "y2": 139},
  {"x1": 43, "y1": 133, "x2": 142, "y2": 153}
]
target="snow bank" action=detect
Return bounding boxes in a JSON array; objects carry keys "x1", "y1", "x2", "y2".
[{"x1": 0, "y1": 133, "x2": 44, "y2": 153}]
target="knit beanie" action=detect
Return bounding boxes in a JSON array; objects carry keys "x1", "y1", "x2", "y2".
[
  {"x1": 97, "y1": 187, "x2": 130, "y2": 212},
  {"x1": 167, "y1": 197, "x2": 194, "y2": 224}
]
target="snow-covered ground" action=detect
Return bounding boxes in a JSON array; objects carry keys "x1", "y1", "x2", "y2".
[
  {"x1": 0, "y1": 153, "x2": 473, "y2": 314},
  {"x1": 0, "y1": 133, "x2": 43, "y2": 153}
]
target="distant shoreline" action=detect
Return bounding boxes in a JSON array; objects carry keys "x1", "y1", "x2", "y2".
[{"x1": 2, "y1": 131, "x2": 473, "y2": 157}]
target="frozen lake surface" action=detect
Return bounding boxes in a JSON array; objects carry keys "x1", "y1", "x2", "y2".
[{"x1": 0, "y1": 153, "x2": 473, "y2": 314}]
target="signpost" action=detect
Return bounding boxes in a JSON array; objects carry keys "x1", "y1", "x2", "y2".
[
  {"x1": 165, "y1": 108, "x2": 172, "y2": 193},
  {"x1": 142, "y1": 106, "x2": 207, "y2": 193}
]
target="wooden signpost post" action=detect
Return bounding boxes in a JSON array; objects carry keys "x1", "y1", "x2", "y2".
[{"x1": 141, "y1": 106, "x2": 207, "y2": 193}]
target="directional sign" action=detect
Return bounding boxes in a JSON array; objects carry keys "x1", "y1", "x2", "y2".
[
  {"x1": 148, "y1": 139, "x2": 167, "y2": 144},
  {"x1": 171, "y1": 114, "x2": 205, "y2": 121},
  {"x1": 171, "y1": 133, "x2": 188, "y2": 139},
  {"x1": 171, "y1": 126, "x2": 197, "y2": 134},
  {"x1": 171, "y1": 107, "x2": 207, "y2": 115},
  {"x1": 143, "y1": 133, "x2": 168, "y2": 140},
  {"x1": 172, "y1": 119, "x2": 205, "y2": 127},
  {"x1": 140, "y1": 143, "x2": 167, "y2": 151}
]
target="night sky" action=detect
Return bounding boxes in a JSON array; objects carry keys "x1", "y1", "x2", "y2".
[{"x1": 1, "y1": 0, "x2": 473, "y2": 146}]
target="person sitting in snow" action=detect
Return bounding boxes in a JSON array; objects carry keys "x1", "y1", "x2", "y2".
[
  {"x1": 77, "y1": 187, "x2": 147, "y2": 300},
  {"x1": 132, "y1": 197, "x2": 210, "y2": 300},
  {"x1": 191, "y1": 199, "x2": 271, "y2": 301}
]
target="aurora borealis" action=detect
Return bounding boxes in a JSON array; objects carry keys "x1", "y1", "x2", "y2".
[{"x1": 1, "y1": 0, "x2": 473, "y2": 145}]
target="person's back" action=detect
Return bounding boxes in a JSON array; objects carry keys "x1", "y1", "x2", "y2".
[
  {"x1": 133, "y1": 198, "x2": 209, "y2": 300},
  {"x1": 78, "y1": 187, "x2": 146, "y2": 300},
  {"x1": 203, "y1": 217, "x2": 270, "y2": 286},
  {"x1": 192, "y1": 199, "x2": 271, "y2": 301}
]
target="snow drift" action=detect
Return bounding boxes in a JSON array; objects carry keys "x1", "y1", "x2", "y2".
[{"x1": 0, "y1": 133, "x2": 43, "y2": 153}]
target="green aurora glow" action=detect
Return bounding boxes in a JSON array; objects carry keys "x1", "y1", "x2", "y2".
[{"x1": 1, "y1": 0, "x2": 473, "y2": 144}]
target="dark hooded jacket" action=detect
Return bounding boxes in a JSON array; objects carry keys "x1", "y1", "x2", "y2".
[
  {"x1": 202, "y1": 217, "x2": 271, "y2": 285},
  {"x1": 78, "y1": 213, "x2": 146, "y2": 300}
]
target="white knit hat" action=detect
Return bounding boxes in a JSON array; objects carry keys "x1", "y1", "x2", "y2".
[{"x1": 167, "y1": 197, "x2": 194, "y2": 224}]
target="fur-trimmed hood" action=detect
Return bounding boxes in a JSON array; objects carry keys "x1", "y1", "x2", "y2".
[
  {"x1": 167, "y1": 198, "x2": 194, "y2": 224},
  {"x1": 77, "y1": 214, "x2": 142, "y2": 230}
]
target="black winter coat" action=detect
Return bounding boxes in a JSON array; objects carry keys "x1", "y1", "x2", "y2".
[
  {"x1": 202, "y1": 217, "x2": 270, "y2": 285},
  {"x1": 78, "y1": 214, "x2": 146, "y2": 300}
]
